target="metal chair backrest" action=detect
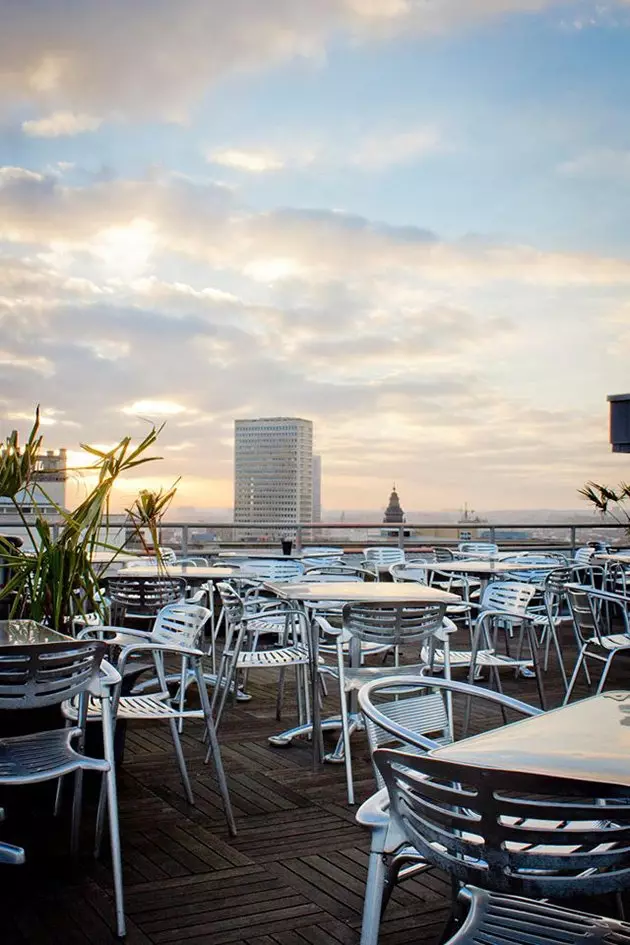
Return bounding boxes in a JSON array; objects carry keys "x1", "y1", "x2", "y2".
[
  {"x1": 363, "y1": 547, "x2": 405, "y2": 567},
  {"x1": 375, "y1": 747, "x2": 630, "y2": 899},
  {"x1": 0, "y1": 638, "x2": 105, "y2": 709},
  {"x1": 565, "y1": 584, "x2": 601, "y2": 646},
  {"x1": 151, "y1": 602, "x2": 210, "y2": 649},
  {"x1": 302, "y1": 565, "x2": 369, "y2": 583},
  {"x1": 501, "y1": 555, "x2": 559, "y2": 583},
  {"x1": 432, "y1": 546, "x2": 454, "y2": 562},
  {"x1": 574, "y1": 546, "x2": 595, "y2": 565},
  {"x1": 301, "y1": 547, "x2": 344, "y2": 566},
  {"x1": 458, "y1": 542, "x2": 498, "y2": 558},
  {"x1": 479, "y1": 581, "x2": 536, "y2": 614},
  {"x1": 107, "y1": 576, "x2": 186, "y2": 616},
  {"x1": 363, "y1": 690, "x2": 448, "y2": 788},
  {"x1": 216, "y1": 582, "x2": 244, "y2": 626},
  {"x1": 390, "y1": 560, "x2": 432, "y2": 584},
  {"x1": 342, "y1": 601, "x2": 446, "y2": 648},
  {"x1": 239, "y1": 558, "x2": 305, "y2": 582}
]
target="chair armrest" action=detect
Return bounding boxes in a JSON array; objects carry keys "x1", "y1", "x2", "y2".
[
  {"x1": 88, "y1": 658, "x2": 122, "y2": 697},
  {"x1": 118, "y1": 641, "x2": 205, "y2": 660},
  {"x1": 78, "y1": 626, "x2": 152, "y2": 644},
  {"x1": 356, "y1": 787, "x2": 390, "y2": 829}
]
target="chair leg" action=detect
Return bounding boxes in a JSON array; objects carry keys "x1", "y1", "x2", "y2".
[
  {"x1": 168, "y1": 717, "x2": 195, "y2": 804},
  {"x1": 70, "y1": 768, "x2": 84, "y2": 855},
  {"x1": 195, "y1": 662, "x2": 236, "y2": 837},
  {"x1": 360, "y1": 843, "x2": 387, "y2": 945},
  {"x1": 337, "y1": 647, "x2": 355, "y2": 806},
  {"x1": 177, "y1": 656, "x2": 188, "y2": 734},
  {"x1": 596, "y1": 652, "x2": 617, "y2": 694},
  {"x1": 100, "y1": 694, "x2": 126, "y2": 939},
  {"x1": 564, "y1": 646, "x2": 587, "y2": 705}
]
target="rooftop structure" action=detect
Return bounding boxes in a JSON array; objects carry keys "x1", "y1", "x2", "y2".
[{"x1": 608, "y1": 393, "x2": 630, "y2": 453}]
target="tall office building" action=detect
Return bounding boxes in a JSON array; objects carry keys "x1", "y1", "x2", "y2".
[
  {"x1": 312, "y1": 454, "x2": 322, "y2": 523},
  {"x1": 234, "y1": 418, "x2": 314, "y2": 527}
]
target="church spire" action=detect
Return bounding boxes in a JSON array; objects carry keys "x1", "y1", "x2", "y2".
[{"x1": 383, "y1": 483, "x2": 405, "y2": 524}]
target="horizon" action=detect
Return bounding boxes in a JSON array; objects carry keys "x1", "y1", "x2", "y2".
[{"x1": 2, "y1": 3, "x2": 630, "y2": 509}]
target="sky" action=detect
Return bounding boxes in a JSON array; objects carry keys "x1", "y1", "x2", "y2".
[{"x1": 1, "y1": 0, "x2": 630, "y2": 515}]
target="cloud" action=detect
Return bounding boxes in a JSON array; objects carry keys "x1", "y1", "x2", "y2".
[
  {"x1": 22, "y1": 111, "x2": 102, "y2": 137},
  {"x1": 351, "y1": 127, "x2": 441, "y2": 168},
  {"x1": 0, "y1": 1, "x2": 571, "y2": 119},
  {"x1": 207, "y1": 148, "x2": 286, "y2": 172},
  {"x1": 121, "y1": 399, "x2": 191, "y2": 417},
  {"x1": 0, "y1": 164, "x2": 624, "y2": 511},
  {"x1": 1, "y1": 168, "x2": 629, "y2": 290},
  {"x1": 558, "y1": 148, "x2": 630, "y2": 180},
  {"x1": 205, "y1": 127, "x2": 439, "y2": 174}
]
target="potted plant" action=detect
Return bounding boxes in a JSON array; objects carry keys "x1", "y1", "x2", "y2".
[
  {"x1": 0, "y1": 408, "x2": 175, "y2": 631},
  {"x1": 578, "y1": 481, "x2": 630, "y2": 545}
]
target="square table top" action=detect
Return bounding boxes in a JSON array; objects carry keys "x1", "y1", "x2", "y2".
[
  {"x1": 594, "y1": 553, "x2": 630, "y2": 564},
  {"x1": 264, "y1": 581, "x2": 460, "y2": 604},
  {"x1": 431, "y1": 691, "x2": 630, "y2": 786},
  {"x1": 0, "y1": 620, "x2": 72, "y2": 646},
  {"x1": 118, "y1": 565, "x2": 238, "y2": 580}
]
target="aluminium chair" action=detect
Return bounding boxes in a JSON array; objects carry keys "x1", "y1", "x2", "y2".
[
  {"x1": 456, "y1": 542, "x2": 498, "y2": 559},
  {"x1": 371, "y1": 736, "x2": 630, "y2": 945},
  {"x1": 420, "y1": 581, "x2": 543, "y2": 703},
  {"x1": 0, "y1": 808, "x2": 24, "y2": 865},
  {"x1": 316, "y1": 600, "x2": 453, "y2": 805},
  {"x1": 210, "y1": 582, "x2": 311, "y2": 732},
  {"x1": 107, "y1": 575, "x2": 187, "y2": 626},
  {"x1": 363, "y1": 548, "x2": 405, "y2": 573},
  {"x1": 0, "y1": 639, "x2": 125, "y2": 936},
  {"x1": 357, "y1": 675, "x2": 543, "y2": 945},
  {"x1": 564, "y1": 584, "x2": 630, "y2": 704},
  {"x1": 73, "y1": 609, "x2": 236, "y2": 835}
]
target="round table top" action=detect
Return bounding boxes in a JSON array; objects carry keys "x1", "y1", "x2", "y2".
[
  {"x1": 427, "y1": 560, "x2": 553, "y2": 577},
  {"x1": 218, "y1": 550, "x2": 338, "y2": 560},
  {"x1": 90, "y1": 550, "x2": 141, "y2": 563},
  {"x1": 265, "y1": 581, "x2": 460, "y2": 604}
]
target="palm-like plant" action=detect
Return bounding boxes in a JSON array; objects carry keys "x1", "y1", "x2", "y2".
[
  {"x1": 0, "y1": 411, "x2": 174, "y2": 629},
  {"x1": 578, "y1": 481, "x2": 630, "y2": 537}
]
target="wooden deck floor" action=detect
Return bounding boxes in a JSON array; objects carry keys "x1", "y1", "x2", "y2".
[{"x1": 0, "y1": 625, "x2": 624, "y2": 945}]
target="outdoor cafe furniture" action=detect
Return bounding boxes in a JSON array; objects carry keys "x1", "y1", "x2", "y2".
[
  {"x1": 210, "y1": 581, "x2": 311, "y2": 732},
  {"x1": 263, "y1": 581, "x2": 459, "y2": 765},
  {"x1": 314, "y1": 599, "x2": 455, "y2": 805},
  {"x1": 75, "y1": 605, "x2": 236, "y2": 836},
  {"x1": 106, "y1": 574, "x2": 187, "y2": 626},
  {"x1": 0, "y1": 620, "x2": 125, "y2": 937},
  {"x1": 418, "y1": 581, "x2": 547, "y2": 708},
  {"x1": 564, "y1": 584, "x2": 630, "y2": 704},
  {"x1": 357, "y1": 675, "x2": 544, "y2": 945},
  {"x1": 361, "y1": 682, "x2": 630, "y2": 945},
  {"x1": 427, "y1": 558, "x2": 554, "y2": 596}
]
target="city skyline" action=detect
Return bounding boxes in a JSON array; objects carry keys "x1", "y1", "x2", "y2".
[{"x1": 1, "y1": 3, "x2": 630, "y2": 512}]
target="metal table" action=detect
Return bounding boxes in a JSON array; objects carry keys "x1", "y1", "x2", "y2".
[
  {"x1": 428, "y1": 559, "x2": 553, "y2": 595},
  {"x1": 0, "y1": 619, "x2": 71, "y2": 646},
  {"x1": 264, "y1": 581, "x2": 460, "y2": 764},
  {"x1": 118, "y1": 565, "x2": 239, "y2": 581},
  {"x1": 432, "y1": 690, "x2": 630, "y2": 785}
]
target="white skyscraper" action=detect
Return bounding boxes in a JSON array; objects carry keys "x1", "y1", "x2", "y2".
[{"x1": 234, "y1": 418, "x2": 314, "y2": 526}]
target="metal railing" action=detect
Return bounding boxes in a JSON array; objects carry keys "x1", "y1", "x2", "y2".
[{"x1": 0, "y1": 517, "x2": 627, "y2": 557}]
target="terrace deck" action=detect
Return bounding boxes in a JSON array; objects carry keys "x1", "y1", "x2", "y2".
[{"x1": 0, "y1": 625, "x2": 623, "y2": 945}]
